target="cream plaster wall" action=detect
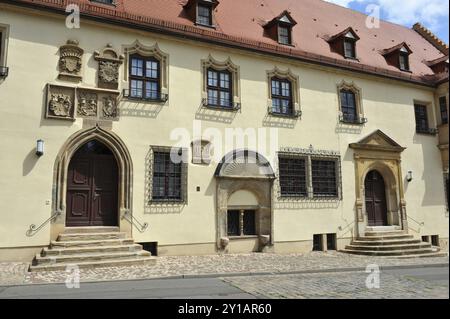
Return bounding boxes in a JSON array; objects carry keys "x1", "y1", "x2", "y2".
[{"x1": 0, "y1": 7, "x2": 448, "y2": 256}]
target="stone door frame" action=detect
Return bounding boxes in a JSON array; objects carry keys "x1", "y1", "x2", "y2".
[
  {"x1": 350, "y1": 130, "x2": 408, "y2": 237},
  {"x1": 51, "y1": 125, "x2": 133, "y2": 239}
]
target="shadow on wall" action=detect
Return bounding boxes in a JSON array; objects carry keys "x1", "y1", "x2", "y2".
[
  {"x1": 22, "y1": 147, "x2": 40, "y2": 176},
  {"x1": 119, "y1": 100, "x2": 165, "y2": 118},
  {"x1": 262, "y1": 113, "x2": 298, "y2": 129},
  {"x1": 195, "y1": 102, "x2": 238, "y2": 124},
  {"x1": 335, "y1": 120, "x2": 364, "y2": 135}
]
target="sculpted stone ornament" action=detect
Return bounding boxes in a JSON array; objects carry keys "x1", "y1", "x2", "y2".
[
  {"x1": 94, "y1": 44, "x2": 124, "y2": 89},
  {"x1": 58, "y1": 40, "x2": 84, "y2": 82},
  {"x1": 77, "y1": 93, "x2": 98, "y2": 117},
  {"x1": 49, "y1": 94, "x2": 72, "y2": 118},
  {"x1": 102, "y1": 96, "x2": 118, "y2": 119}
]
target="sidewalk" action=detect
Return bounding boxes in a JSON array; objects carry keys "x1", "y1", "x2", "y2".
[{"x1": 0, "y1": 251, "x2": 448, "y2": 286}]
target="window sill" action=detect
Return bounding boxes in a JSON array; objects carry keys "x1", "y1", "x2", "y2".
[
  {"x1": 268, "y1": 110, "x2": 302, "y2": 119},
  {"x1": 416, "y1": 128, "x2": 438, "y2": 136},
  {"x1": 399, "y1": 68, "x2": 412, "y2": 73},
  {"x1": 123, "y1": 90, "x2": 168, "y2": 103},
  {"x1": 195, "y1": 22, "x2": 216, "y2": 30},
  {"x1": 202, "y1": 101, "x2": 241, "y2": 112},
  {"x1": 228, "y1": 235, "x2": 259, "y2": 240},
  {"x1": 149, "y1": 199, "x2": 185, "y2": 205}
]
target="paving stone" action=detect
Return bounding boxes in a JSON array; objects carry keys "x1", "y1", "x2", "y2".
[{"x1": 0, "y1": 251, "x2": 448, "y2": 286}]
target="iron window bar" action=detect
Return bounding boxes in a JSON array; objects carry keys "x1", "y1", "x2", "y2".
[
  {"x1": 0, "y1": 66, "x2": 9, "y2": 78},
  {"x1": 202, "y1": 98, "x2": 241, "y2": 112},
  {"x1": 268, "y1": 106, "x2": 302, "y2": 118},
  {"x1": 339, "y1": 113, "x2": 368, "y2": 125},
  {"x1": 122, "y1": 89, "x2": 168, "y2": 103},
  {"x1": 26, "y1": 211, "x2": 61, "y2": 237},
  {"x1": 416, "y1": 127, "x2": 438, "y2": 135},
  {"x1": 122, "y1": 211, "x2": 149, "y2": 233}
]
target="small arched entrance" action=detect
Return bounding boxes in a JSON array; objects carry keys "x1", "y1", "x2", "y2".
[
  {"x1": 66, "y1": 140, "x2": 119, "y2": 227},
  {"x1": 364, "y1": 170, "x2": 388, "y2": 226}
]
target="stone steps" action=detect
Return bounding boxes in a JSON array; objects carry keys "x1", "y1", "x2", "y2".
[
  {"x1": 51, "y1": 238, "x2": 135, "y2": 248},
  {"x1": 351, "y1": 239, "x2": 422, "y2": 246},
  {"x1": 29, "y1": 227, "x2": 156, "y2": 272},
  {"x1": 29, "y1": 256, "x2": 156, "y2": 272},
  {"x1": 345, "y1": 243, "x2": 432, "y2": 251},
  {"x1": 58, "y1": 232, "x2": 127, "y2": 241},
  {"x1": 35, "y1": 250, "x2": 151, "y2": 265},
  {"x1": 343, "y1": 247, "x2": 440, "y2": 257},
  {"x1": 63, "y1": 227, "x2": 120, "y2": 234},
  {"x1": 341, "y1": 229, "x2": 445, "y2": 258},
  {"x1": 43, "y1": 244, "x2": 143, "y2": 256}
]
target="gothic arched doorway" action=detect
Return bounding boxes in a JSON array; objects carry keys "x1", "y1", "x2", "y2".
[
  {"x1": 365, "y1": 170, "x2": 388, "y2": 226},
  {"x1": 66, "y1": 140, "x2": 119, "y2": 227}
]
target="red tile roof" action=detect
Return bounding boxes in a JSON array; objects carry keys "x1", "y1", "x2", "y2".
[{"x1": 2, "y1": 0, "x2": 449, "y2": 86}]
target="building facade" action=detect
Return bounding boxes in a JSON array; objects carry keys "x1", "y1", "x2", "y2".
[{"x1": 0, "y1": 0, "x2": 448, "y2": 262}]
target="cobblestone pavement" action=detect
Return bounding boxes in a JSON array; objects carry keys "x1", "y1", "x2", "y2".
[
  {"x1": 0, "y1": 252, "x2": 448, "y2": 286},
  {"x1": 222, "y1": 270, "x2": 449, "y2": 299}
]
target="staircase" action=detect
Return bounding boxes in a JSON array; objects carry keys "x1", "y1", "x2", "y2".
[
  {"x1": 29, "y1": 227, "x2": 156, "y2": 272},
  {"x1": 341, "y1": 229, "x2": 447, "y2": 258}
]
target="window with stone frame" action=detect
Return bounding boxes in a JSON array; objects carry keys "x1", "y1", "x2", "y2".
[
  {"x1": 150, "y1": 147, "x2": 188, "y2": 203},
  {"x1": 271, "y1": 78, "x2": 294, "y2": 116},
  {"x1": 202, "y1": 56, "x2": 240, "y2": 110},
  {"x1": 129, "y1": 54, "x2": 161, "y2": 100},
  {"x1": 337, "y1": 81, "x2": 366, "y2": 125},
  {"x1": 207, "y1": 68, "x2": 233, "y2": 108},
  {"x1": 277, "y1": 148, "x2": 342, "y2": 200}
]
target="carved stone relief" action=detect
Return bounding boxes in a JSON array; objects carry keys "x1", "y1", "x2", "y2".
[
  {"x1": 77, "y1": 92, "x2": 98, "y2": 118},
  {"x1": 102, "y1": 96, "x2": 118, "y2": 120},
  {"x1": 46, "y1": 84, "x2": 119, "y2": 121},
  {"x1": 58, "y1": 40, "x2": 83, "y2": 82},
  {"x1": 46, "y1": 85, "x2": 75, "y2": 120},
  {"x1": 94, "y1": 44, "x2": 124, "y2": 89}
]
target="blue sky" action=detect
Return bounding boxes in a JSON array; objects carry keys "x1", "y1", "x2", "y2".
[{"x1": 325, "y1": 0, "x2": 449, "y2": 44}]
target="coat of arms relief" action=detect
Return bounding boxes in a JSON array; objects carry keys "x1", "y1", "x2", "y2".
[
  {"x1": 94, "y1": 44, "x2": 124, "y2": 89},
  {"x1": 58, "y1": 40, "x2": 84, "y2": 82}
]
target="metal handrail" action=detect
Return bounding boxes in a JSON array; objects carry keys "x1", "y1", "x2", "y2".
[
  {"x1": 407, "y1": 215, "x2": 425, "y2": 227},
  {"x1": 122, "y1": 211, "x2": 149, "y2": 233},
  {"x1": 26, "y1": 211, "x2": 61, "y2": 237}
]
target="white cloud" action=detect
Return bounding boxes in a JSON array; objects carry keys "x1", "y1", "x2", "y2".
[{"x1": 324, "y1": 0, "x2": 449, "y2": 34}]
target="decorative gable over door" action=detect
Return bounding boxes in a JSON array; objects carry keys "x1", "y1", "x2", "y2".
[{"x1": 349, "y1": 130, "x2": 408, "y2": 236}]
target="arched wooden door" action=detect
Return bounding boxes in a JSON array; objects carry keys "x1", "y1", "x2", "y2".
[
  {"x1": 365, "y1": 170, "x2": 388, "y2": 226},
  {"x1": 66, "y1": 140, "x2": 119, "y2": 227}
]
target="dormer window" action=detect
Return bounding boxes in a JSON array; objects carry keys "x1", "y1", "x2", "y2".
[
  {"x1": 278, "y1": 26, "x2": 291, "y2": 45},
  {"x1": 344, "y1": 32, "x2": 357, "y2": 59},
  {"x1": 263, "y1": 11, "x2": 297, "y2": 46},
  {"x1": 327, "y1": 27, "x2": 360, "y2": 60},
  {"x1": 399, "y1": 47, "x2": 410, "y2": 71},
  {"x1": 425, "y1": 56, "x2": 449, "y2": 74},
  {"x1": 381, "y1": 42, "x2": 412, "y2": 72},
  {"x1": 197, "y1": 3, "x2": 212, "y2": 26},
  {"x1": 184, "y1": 0, "x2": 218, "y2": 28}
]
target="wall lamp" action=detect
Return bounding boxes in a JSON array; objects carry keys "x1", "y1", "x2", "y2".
[
  {"x1": 406, "y1": 171, "x2": 413, "y2": 182},
  {"x1": 36, "y1": 139, "x2": 44, "y2": 157}
]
